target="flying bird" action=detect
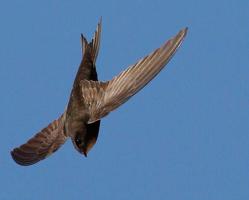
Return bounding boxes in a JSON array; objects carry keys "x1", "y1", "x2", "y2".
[{"x1": 11, "y1": 19, "x2": 188, "y2": 166}]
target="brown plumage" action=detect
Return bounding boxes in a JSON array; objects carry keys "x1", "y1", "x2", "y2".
[{"x1": 11, "y1": 19, "x2": 187, "y2": 166}]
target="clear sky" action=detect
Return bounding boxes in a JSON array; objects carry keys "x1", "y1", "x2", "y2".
[{"x1": 0, "y1": 0, "x2": 248, "y2": 199}]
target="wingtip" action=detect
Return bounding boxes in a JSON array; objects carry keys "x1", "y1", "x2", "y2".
[
  {"x1": 99, "y1": 16, "x2": 102, "y2": 25},
  {"x1": 170, "y1": 27, "x2": 188, "y2": 47},
  {"x1": 179, "y1": 27, "x2": 188, "y2": 37},
  {"x1": 184, "y1": 27, "x2": 188, "y2": 32},
  {"x1": 11, "y1": 148, "x2": 44, "y2": 166},
  {"x1": 97, "y1": 17, "x2": 102, "y2": 35},
  {"x1": 10, "y1": 148, "x2": 30, "y2": 166},
  {"x1": 10, "y1": 149, "x2": 15, "y2": 161},
  {"x1": 10, "y1": 148, "x2": 18, "y2": 162}
]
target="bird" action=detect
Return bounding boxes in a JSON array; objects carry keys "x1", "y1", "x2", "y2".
[{"x1": 11, "y1": 18, "x2": 188, "y2": 166}]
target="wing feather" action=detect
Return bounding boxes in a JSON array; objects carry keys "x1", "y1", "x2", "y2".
[
  {"x1": 11, "y1": 113, "x2": 67, "y2": 166},
  {"x1": 81, "y1": 28, "x2": 188, "y2": 123}
]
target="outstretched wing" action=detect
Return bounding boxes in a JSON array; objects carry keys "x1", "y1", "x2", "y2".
[
  {"x1": 11, "y1": 114, "x2": 67, "y2": 166},
  {"x1": 81, "y1": 28, "x2": 188, "y2": 123}
]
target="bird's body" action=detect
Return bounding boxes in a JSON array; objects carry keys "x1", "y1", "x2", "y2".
[
  {"x1": 66, "y1": 35, "x2": 101, "y2": 156},
  {"x1": 11, "y1": 19, "x2": 187, "y2": 166}
]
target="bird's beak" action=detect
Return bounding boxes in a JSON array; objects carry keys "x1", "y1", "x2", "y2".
[
  {"x1": 83, "y1": 150, "x2": 88, "y2": 157},
  {"x1": 82, "y1": 139, "x2": 96, "y2": 157}
]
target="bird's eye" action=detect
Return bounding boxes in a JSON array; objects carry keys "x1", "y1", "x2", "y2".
[{"x1": 75, "y1": 137, "x2": 83, "y2": 147}]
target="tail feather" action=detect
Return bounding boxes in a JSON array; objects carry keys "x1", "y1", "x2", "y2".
[
  {"x1": 91, "y1": 17, "x2": 102, "y2": 64},
  {"x1": 80, "y1": 34, "x2": 88, "y2": 57},
  {"x1": 80, "y1": 18, "x2": 102, "y2": 65}
]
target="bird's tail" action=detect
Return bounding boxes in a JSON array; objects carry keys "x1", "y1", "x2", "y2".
[{"x1": 80, "y1": 18, "x2": 102, "y2": 65}]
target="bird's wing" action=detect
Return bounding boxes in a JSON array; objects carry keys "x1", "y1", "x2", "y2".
[
  {"x1": 81, "y1": 28, "x2": 188, "y2": 123},
  {"x1": 11, "y1": 113, "x2": 67, "y2": 166}
]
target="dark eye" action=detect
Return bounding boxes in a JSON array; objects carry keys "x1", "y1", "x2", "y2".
[{"x1": 75, "y1": 137, "x2": 83, "y2": 147}]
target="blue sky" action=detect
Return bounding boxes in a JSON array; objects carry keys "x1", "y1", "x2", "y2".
[{"x1": 0, "y1": 0, "x2": 248, "y2": 199}]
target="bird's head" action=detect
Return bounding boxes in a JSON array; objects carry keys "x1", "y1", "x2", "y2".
[{"x1": 71, "y1": 121, "x2": 100, "y2": 157}]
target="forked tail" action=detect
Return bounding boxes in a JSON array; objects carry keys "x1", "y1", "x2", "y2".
[{"x1": 80, "y1": 18, "x2": 102, "y2": 65}]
